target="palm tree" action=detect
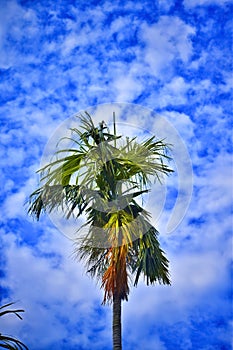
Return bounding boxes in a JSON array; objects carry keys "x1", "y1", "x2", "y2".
[
  {"x1": 28, "y1": 112, "x2": 173, "y2": 350},
  {"x1": 0, "y1": 302, "x2": 28, "y2": 350}
]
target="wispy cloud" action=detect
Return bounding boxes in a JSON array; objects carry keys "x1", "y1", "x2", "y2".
[{"x1": 0, "y1": 0, "x2": 232, "y2": 349}]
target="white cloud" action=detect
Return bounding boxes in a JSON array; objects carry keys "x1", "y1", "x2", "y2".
[
  {"x1": 1, "y1": 168, "x2": 43, "y2": 221},
  {"x1": 2, "y1": 191, "x2": 26, "y2": 219},
  {"x1": 122, "y1": 241, "x2": 230, "y2": 347},
  {"x1": 163, "y1": 149, "x2": 232, "y2": 257},
  {"x1": 0, "y1": 1, "x2": 231, "y2": 348},
  {"x1": 0, "y1": 1, "x2": 39, "y2": 68},
  {"x1": 161, "y1": 110, "x2": 195, "y2": 141},
  {"x1": 1, "y1": 229, "x2": 109, "y2": 349},
  {"x1": 110, "y1": 16, "x2": 129, "y2": 33},
  {"x1": 140, "y1": 16, "x2": 195, "y2": 78},
  {"x1": 1, "y1": 129, "x2": 232, "y2": 349},
  {"x1": 183, "y1": 0, "x2": 231, "y2": 8},
  {"x1": 192, "y1": 152, "x2": 232, "y2": 217},
  {"x1": 114, "y1": 74, "x2": 143, "y2": 101},
  {"x1": 158, "y1": 77, "x2": 190, "y2": 107},
  {"x1": 158, "y1": 0, "x2": 175, "y2": 12}
]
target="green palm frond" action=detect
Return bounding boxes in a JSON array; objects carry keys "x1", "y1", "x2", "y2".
[
  {"x1": 117, "y1": 136, "x2": 173, "y2": 186},
  {"x1": 131, "y1": 228, "x2": 171, "y2": 286},
  {"x1": 75, "y1": 243, "x2": 108, "y2": 280}
]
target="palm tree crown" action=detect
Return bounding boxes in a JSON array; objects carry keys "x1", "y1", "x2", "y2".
[{"x1": 28, "y1": 112, "x2": 173, "y2": 349}]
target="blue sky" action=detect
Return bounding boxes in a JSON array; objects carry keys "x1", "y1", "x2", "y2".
[{"x1": 0, "y1": 0, "x2": 232, "y2": 349}]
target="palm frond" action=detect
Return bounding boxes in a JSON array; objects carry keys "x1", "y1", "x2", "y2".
[
  {"x1": 0, "y1": 303, "x2": 24, "y2": 320},
  {"x1": 0, "y1": 303, "x2": 28, "y2": 350},
  {"x1": 131, "y1": 228, "x2": 171, "y2": 286},
  {"x1": 0, "y1": 335, "x2": 29, "y2": 350}
]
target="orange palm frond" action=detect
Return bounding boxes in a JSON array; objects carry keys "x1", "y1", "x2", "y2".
[{"x1": 102, "y1": 246, "x2": 129, "y2": 304}]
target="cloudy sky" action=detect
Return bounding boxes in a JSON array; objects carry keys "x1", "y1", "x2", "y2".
[{"x1": 0, "y1": 0, "x2": 232, "y2": 349}]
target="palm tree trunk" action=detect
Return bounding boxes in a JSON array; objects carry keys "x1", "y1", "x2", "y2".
[{"x1": 112, "y1": 293, "x2": 122, "y2": 350}]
